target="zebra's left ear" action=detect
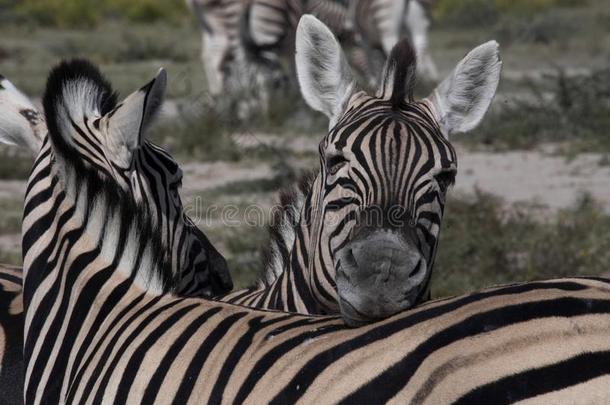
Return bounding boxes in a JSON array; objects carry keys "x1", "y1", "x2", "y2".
[
  {"x1": 425, "y1": 41, "x2": 502, "y2": 137},
  {"x1": 105, "y1": 68, "x2": 166, "y2": 161},
  {"x1": 295, "y1": 15, "x2": 355, "y2": 128}
]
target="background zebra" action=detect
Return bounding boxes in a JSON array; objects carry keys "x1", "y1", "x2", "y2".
[
  {"x1": 0, "y1": 264, "x2": 22, "y2": 405},
  {"x1": 21, "y1": 57, "x2": 610, "y2": 404},
  {"x1": 186, "y1": 0, "x2": 435, "y2": 113}
]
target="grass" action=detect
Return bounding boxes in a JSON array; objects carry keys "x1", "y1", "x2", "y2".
[{"x1": 13, "y1": 0, "x2": 189, "y2": 27}]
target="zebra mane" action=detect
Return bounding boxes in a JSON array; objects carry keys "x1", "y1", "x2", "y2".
[
  {"x1": 39, "y1": 61, "x2": 174, "y2": 293},
  {"x1": 378, "y1": 38, "x2": 417, "y2": 108},
  {"x1": 258, "y1": 172, "x2": 316, "y2": 288},
  {"x1": 43, "y1": 59, "x2": 118, "y2": 156}
]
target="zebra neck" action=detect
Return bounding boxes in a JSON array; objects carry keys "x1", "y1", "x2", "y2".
[{"x1": 22, "y1": 145, "x2": 170, "y2": 301}]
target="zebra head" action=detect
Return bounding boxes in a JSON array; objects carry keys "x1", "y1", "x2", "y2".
[
  {"x1": 0, "y1": 75, "x2": 45, "y2": 154},
  {"x1": 296, "y1": 16, "x2": 501, "y2": 324},
  {"x1": 1, "y1": 61, "x2": 232, "y2": 297}
]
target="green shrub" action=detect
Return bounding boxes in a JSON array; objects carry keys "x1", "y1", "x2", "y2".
[
  {"x1": 106, "y1": 0, "x2": 187, "y2": 24},
  {"x1": 468, "y1": 67, "x2": 610, "y2": 152},
  {"x1": 16, "y1": 0, "x2": 188, "y2": 27},
  {"x1": 434, "y1": 0, "x2": 499, "y2": 27},
  {"x1": 17, "y1": 0, "x2": 100, "y2": 27},
  {"x1": 433, "y1": 192, "x2": 610, "y2": 297},
  {"x1": 435, "y1": 0, "x2": 586, "y2": 27}
]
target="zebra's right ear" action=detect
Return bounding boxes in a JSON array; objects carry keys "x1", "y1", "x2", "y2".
[
  {"x1": 295, "y1": 15, "x2": 355, "y2": 128},
  {"x1": 0, "y1": 75, "x2": 45, "y2": 155},
  {"x1": 426, "y1": 41, "x2": 502, "y2": 137}
]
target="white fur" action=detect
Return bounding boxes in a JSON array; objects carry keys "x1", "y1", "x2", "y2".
[
  {"x1": 295, "y1": 15, "x2": 355, "y2": 128},
  {"x1": 426, "y1": 41, "x2": 502, "y2": 136},
  {"x1": 0, "y1": 77, "x2": 45, "y2": 154}
]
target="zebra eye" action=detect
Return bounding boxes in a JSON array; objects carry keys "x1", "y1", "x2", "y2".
[
  {"x1": 435, "y1": 171, "x2": 456, "y2": 193},
  {"x1": 326, "y1": 155, "x2": 349, "y2": 176}
]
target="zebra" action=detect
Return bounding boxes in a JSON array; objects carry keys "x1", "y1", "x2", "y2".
[
  {"x1": 0, "y1": 264, "x2": 23, "y2": 405},
  {"x1": 242, "y1": 0, "x2": 440, "y2": 89},
  {"x1": 4, "y1": 7, "x2": 501, "y2": 323},
  {"x1": 21, "y1": 56, "x2": 610, "y2": 404},
  {"x1": 0, "y1": 71, "x2": 243, "y2": 404},
  {"x1": 186, "y1": 0, "x2": 410, "y2": 111},
  {"x1": 405, "y1": 0, "x2": 439, "y2": 81},
  {"x1": 222, "y1": 15, "x2": 501, "y2": 325},
  {"x1": 0, "y1": 72, "x2": 232, "y2": 299},
  {"x1": 185, "y1": 0, "x2": 247, "y2": 98}
]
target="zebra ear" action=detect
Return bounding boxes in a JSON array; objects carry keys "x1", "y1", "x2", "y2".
[
  {"x1": 426, "y1": 41, "x2": 502, "y2": 136},
  {"x1": 105, "y1": 68, "x2": 166, "y2": 155},
  {"x1": 0, "y1": 75, "x2": 45, "y2": 155},
  {"x1": 295, "y1": 15, "x2": 355, "y2": 128}
]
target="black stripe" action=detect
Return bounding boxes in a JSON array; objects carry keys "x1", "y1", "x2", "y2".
[
  {"x1": 455, "y1": 350, "x2": 610, "y2": 405},
  {"x1": 209, "y1": 314, "x2": 295, "y2": 403},
  {"x1": 341, "y1": 297, "x2": 610, "y2": 403}
]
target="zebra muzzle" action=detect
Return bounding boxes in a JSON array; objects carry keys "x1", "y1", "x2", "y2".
[{"x1": 335, "y1": 228, "x2": 428, "y2": 324}]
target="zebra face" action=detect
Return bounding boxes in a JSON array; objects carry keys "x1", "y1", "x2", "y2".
[
  {"x1": 41, "y1": 60, "x2": 232, "y2": 297},
  {"x1": 321, "y1": 95, "x2": 457, "y2": 323},
  {"x1": 296, "y1": 15, "x2": 501, "y2": 324}
]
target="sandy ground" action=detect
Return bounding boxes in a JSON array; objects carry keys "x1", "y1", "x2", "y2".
[{"x1": 3, "y1": 138, "x2": 609, "y2": 212}]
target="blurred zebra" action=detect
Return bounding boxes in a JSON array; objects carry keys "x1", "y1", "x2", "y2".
[
  {"x1": 185, "y1": 0, "x2": 247, "y2": 97},
  {"x1": 222, "y1": 15, "x2": 501, "y2": 325},
  {"x1": 405, "y1": 0, "x2": 439, "y2": 81},
  {"x1": 0, "y1": 264, "x2": 23, "y2": 405},
  {"x1": 243, "y1": 0, "x2": 439, "y2": 87},
  {"x1": 21, "y1": 57, "x2": 610, "y2": 404},
  {"x1": 186, "y1": 0, "x2": 413, "y2": 112}
]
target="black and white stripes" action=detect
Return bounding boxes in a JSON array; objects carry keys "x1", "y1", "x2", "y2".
[{"x1": 14, "y1": 55, "x2": 610, "y2": 404}]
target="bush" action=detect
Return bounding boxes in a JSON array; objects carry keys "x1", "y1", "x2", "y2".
[
  {"x1": 468, "y1": 67, "x2": 610, "y2": 152},
  {"x1": 435, "y1": 0, "x2": 585, "y2": 28},
  {"x1": 434, "y1": 0, "x2": 499, "y2": 27},
  {"x1": 106, "y1": 0, "x2": 187, "y2": 24},
  {"x1": 433, "y1": 192, "x2": 610, "y2": 297},
  {"x1": 16, "y1": 0, "x2": 188, "y2": 27},
  {"x1": 17, "y1": 0, "x2": 100, "y2": 27}
]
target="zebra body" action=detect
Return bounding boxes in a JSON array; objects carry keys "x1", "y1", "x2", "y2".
[{"x1": 23, "y1": 248, "x2": 610, "y2": 402}]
